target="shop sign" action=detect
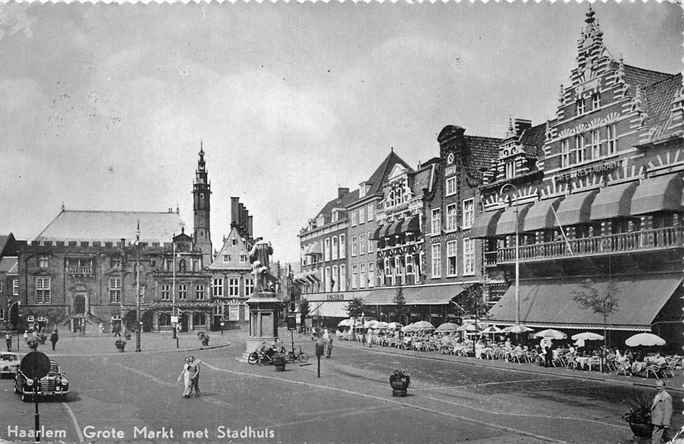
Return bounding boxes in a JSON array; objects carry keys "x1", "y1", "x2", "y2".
[
  {"x1": 555, "y1": 160, "x2": 620, "y2": 184},
  {"x1": 326, "y1": 293, "x2": 344, "y2": 301}
]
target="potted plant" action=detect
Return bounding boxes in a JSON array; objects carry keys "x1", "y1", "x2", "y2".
[
  {"x1": 115, "y1": 339, "x2": 126, "y2": 352},
  {"x1": 389, "y1": 369, "x2": 410, "y2": 397},
  {"x1": 622, "y1": 391, "x2": 653, "y2": 438},
  {"x1": 272, "y1": 353, "x2": 286, "y2": 372}
]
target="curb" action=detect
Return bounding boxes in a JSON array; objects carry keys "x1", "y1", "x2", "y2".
[
  {"x1": 336, "y1": 340, "x2": 684, "y2": 394},
  {"x1": 26, "y1": 342, "x2": 232, "y2": 358}
]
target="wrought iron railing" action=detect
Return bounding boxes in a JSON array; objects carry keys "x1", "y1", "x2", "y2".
[{"x1": 486, "y1": 225, "x2": 684, "y2": 265}]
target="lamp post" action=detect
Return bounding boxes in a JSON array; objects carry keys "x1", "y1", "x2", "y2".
[
  {"x1": 135, "y1": 221, "x2": 141, "y2": 352},
  {"x1": 172, "y1": 242, "x2": 176, "y2": 340},
  {"x1": 499, "y1": 183, "x2": 520, "y2": 326}
]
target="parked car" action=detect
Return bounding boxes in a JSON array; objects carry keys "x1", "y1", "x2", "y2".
[
  {"x1": 0, "y1": 352, "x2": 20, "y2": 378},
  {"x1": 14, "y1": 359, "x2": 69, "y2": 402}
]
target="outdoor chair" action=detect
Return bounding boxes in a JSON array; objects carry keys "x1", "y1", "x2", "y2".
[{"x1": 644, "y1": 364, "x2": 663, "y2": 379}]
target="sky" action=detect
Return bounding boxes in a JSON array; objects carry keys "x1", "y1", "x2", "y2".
[{"x1": 0, "y1": 2, "x2": 680, "y2": 263}]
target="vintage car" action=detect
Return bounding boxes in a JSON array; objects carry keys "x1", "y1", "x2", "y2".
[
  {"x1": 14, "y1": 359, "x2": 69, "y2": 402},
  {"x1": 0, "y1": 352, "x2": 20, "y2": 378}
]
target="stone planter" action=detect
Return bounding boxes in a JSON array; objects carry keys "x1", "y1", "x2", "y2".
[
  {"x1": 628, "y1": 421, "x2": 653, "y2": 438},
  {"x1": 273, "y1": 354, "x2": 286, "y2": 372},
  {"x1": 389, "y1": 374, "x2": 410, "y2": 397}
]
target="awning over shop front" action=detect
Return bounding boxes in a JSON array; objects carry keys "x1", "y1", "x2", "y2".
[
  {"x1": 471, "y1": 209, "x2": 503, "y2": 238},
  {"x1": 630, "y1": 173, "x2": 683, "y2": 216},
  {"x1": 371, "y1": 225, "x2": 384, "y2": 241},
  {"x1": 553, "y1": 189, "x2": 598, "y2": 227},
  {"x1": 590, "y1": 181, "x2": 638, "y2": 221},
  {"x1": 522, "y1": 198, "x2": 563, "y2": 232},
  {"x1": 363, "y1": 284, "x2": 468, "y2": 306},
  {"x1": 385, "y1": 219, "x2": 403, "y2": 237},
  {"x1": 487, "y1": 274, "x2": 682, "y2": 331},
  {"x1": 495, "y1": 204, "x2": 532, "y2": 236},
  {"x1": 310, "y1": 301, "x2": 348, "y2": 318},
  {"x1": 400, "y1": 215, "x2": 420, "y2": 234}
]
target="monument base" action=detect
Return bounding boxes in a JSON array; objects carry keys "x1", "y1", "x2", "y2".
[{"x1": 239, "y1": 291, "x2": 281, "y2": 363}]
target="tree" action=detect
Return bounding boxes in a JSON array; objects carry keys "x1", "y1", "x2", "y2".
[
  {"x1": 298, "y1": 299, "x2": 310, "y2": 333},
  {"x1": 393, "y1": 286, "x2": 408, "y2": 325},
  {"x1": 572, "y1": 279, "x2": 619, "y2": 372},
  {"x1": 346, "y1": 297, "x2": 365, "y2": 340}
]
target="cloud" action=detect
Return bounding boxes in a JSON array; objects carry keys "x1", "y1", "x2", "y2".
[{"x1": 0, "y1": 4, "x2": 34, "y2": 40}]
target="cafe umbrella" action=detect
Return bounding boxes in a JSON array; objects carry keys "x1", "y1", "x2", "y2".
[{"x1": 625, "y1": 333, "x2": 666, "y2": 347}]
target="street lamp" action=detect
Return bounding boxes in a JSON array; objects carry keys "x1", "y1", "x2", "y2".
[
  {"x1": 135, "y1": 221, "x2": 142, "y2": 352},
  {"x1": 172, "y1": 242, "x2": 176, "y2": 340},
  {"x1": 499, "y1": 183, "x2": 520, "y2": 326}
]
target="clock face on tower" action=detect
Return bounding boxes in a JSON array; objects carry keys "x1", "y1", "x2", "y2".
[{"x1": 447, "y1": 152, "x2": 455, "y2": 165}]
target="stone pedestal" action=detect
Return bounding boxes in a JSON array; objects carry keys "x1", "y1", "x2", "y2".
[{"x1": 240, "y1": 291, "x2": 281, "y2": 361}]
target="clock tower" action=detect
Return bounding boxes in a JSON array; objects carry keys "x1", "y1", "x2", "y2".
[{"x1": 193, "y1": 143, "x2": 212, "y2": 266}]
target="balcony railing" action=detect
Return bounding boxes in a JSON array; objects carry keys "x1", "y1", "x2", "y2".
[{"x1": 486, "y1": 225, "x2": 684, "y2": 265}]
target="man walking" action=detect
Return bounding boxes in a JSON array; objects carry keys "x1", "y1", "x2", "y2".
[
  {"x1": 651, "y1": 380, "x2": 672, "y2": 444},
  {"x1": 5, "y1": 334, "x2": 11, "y2": 352},
  {"x1": 50, "y1": 329, "x2": 59, "y2": 351},
  {"x1": 188, "y1": 356, "x2": 202, "y2": 397},
  {"x1": 323, "y1": 328, "x2": 333, "y2": 358}
]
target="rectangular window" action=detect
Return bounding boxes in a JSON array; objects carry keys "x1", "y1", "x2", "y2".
[
  {"x1": 324, "y1": 238, "x2": 331, "y2": 261},
  {"x1": 573, "y1": 134, "x2": 584, "y2": 164},
  {"x1": 394, "y1": 256, "x2": 403, "y2": 285},
  {"x1": 463, "y1": 237, "x2": 474, "y2": 276},
  {"x1": 35, "y1": 277, "x2": 51, "y2": 304},
  {"x1": 161, "y1": 284, "x2": 170, "y2": 301},
  {"x1": 229, "y1": 278, "x2": 240, "y2": 296},
  {"x1": 359, "y1": 233, "x2": 366, "y2": 255},
  {"x1": 431, "y1": 209, "x2": 441, "y2": 235},
  {"x1": 590, "y1": 128, "x2": 601, "y2": 160},
  {"x1": 446, "y1": 204, "x2": 458, "y2": 231},
  {"x1": 367, "y1": 233, "x2": 374, "y2": 253},
  {"x1": 223, "y1": 255, "x2": 230, "y2": 262},
  {"x1": 178, "y1": 283, "x2": 187, "y2": 300},
  {"x1": 447, "y1": 240, "x2": 458, "y2": 276},
  {"x1": 339, "y1": 264, "x2": 346, "y2": 291},
  {"x1": 339, "y1": 234, "x2": 346, "y2": 258},
  {"x1": 0, "y1": 308, "x2": 4, "y2": 320},
  {"x1": 405, "y1": 255, "x2": 414, "y2": 279},
  {"x1": 109, "y1": 277, "x2": 121, "y2": 303},
  {"x1": 358, "y1": 206, "x2": 365, "y2": 225},
  {"x1": 195, "y1": 284, "x2": 205, "y2": 300},
  {"x1": 332, "y1": 265, "x2": 338, "y2": 291},
  {"x1": 12, "y1": 279, "x2": 18, "y2": 296},
  {"x1": 592, "y1": 92, "x2": 600, "y2": 110},
  {"x1": 39, "y1": 256, "x2": 49, "y2": 269},
  {"x1": 505, "y1": 160, "x2": 516, "y2": 179},
  {"x1": 368, "y1": 263, "x2": 375, "y2": 288},
  {"x1": 431, "y1": 244, "x2": 441, "y2": 278},
  {"x1": 607, "y1": 124, "x2": 617, "y2": 155},
  {"x1": 384, "y1": 257, "x2": 392, "y2": 286},
  {"x1": 352, "y1": 265, "x2": 358, "y2": 290},
  {"x1": 192, "y1": 259, "x2": 199, "y2": 272},
  {"x1": 367, "y1": 203, "x2": 374, "y2": 222},
  {"x1": 351, "y1": 236, "x2": 358, "y2": 257},
  {"x1": 68, "y1": 259, "x2": 93, "y2": 274},
  {"x1": 332, "y1": 237, "x2": 338, "y2": 260},
  {"x1": 576, "y1": 97, "x2": 585, "y2": 115},
  {"x1": 324, "y1": 267, "x2": 331, "y2": 292},
  {"x1": 445, "y1": 176, "x2": 457, "y2": 196},
  {"x1": 245, "y1": 278, "x2": 254, "y2": 296},
  {"x1": 360, "y1": 264, "x2": 366, "y2": 289},
  {"x1": 212, "y1": 278, "x2": 224, "y2": 297},
  {"x1": 351, "y1": 209, "x2": 358, "y2": 226},
  {"x1": 560, "y1": 139, "x2": 570, "y2": 168},
  {"x1": 462, "y1": 199, "x2": 474, "y2": 229}
]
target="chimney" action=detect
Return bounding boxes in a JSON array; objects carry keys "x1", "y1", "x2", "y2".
[
  {"x1": 248, "y1": 215, "x2": 253, "y2": 239},
  {"x1": 230, "y1": 197, "x2": 240, "y2": 227},
  {"x1": 337, "y1": 187, "x2": 349, "y2": 199},
  {"x1": 513, "y1": 118, "x2": 532, "y2": 138}
]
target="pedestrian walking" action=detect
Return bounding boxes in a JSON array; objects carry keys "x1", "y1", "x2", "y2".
[
  {"x1": 50, "y1": 329, "x2": 59, "y2": 351},
  {"x1": 323, "y1": 328, "x2": 333, "y2": 358},
  {"x1": 651, "y1": 380, "x2": 672, "y2": 444},
  {"x1": 177, "y1": 357, "x2": 193, "y2": 398},
  {"x1": 5, "y1": 334, "x2": 12, "y2": 351},
  {"x1": 188, "y1": 356, "x2": 202, "y2": 397}
]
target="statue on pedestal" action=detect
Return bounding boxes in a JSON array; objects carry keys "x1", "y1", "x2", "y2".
[{"x1": 248, "y1": 238, "x2": 278, "y2": 293}]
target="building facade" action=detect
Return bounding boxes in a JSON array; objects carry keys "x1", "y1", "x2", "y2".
[
  {"x1": 477, "y1": 7, "x2": 684, "y2": 349},
  {"x1": 0, "y1": 234, "x2": 23, "y2": 330}
]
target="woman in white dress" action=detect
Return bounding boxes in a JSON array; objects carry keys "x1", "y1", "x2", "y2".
[{"x1": 177, "y1": 357, "x2": 193, "y2": 398}]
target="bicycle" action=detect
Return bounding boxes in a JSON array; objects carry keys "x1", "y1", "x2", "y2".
[
  {"x1": 248, "y1": 343, "x2": 277, "y2": 365},
  {"x1": 286, "y1": 346, "x2": 309, "y2": 364}
]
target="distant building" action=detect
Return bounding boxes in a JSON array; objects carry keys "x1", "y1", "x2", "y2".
[{"x1": 0, "y1": 233, "x2": 24, "y2": 330}]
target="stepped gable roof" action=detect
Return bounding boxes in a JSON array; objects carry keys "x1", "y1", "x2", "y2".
[
  {"x1": 365, "y1": 151, "x2": 412, "y2": 197},
  {"x1": 208, "y1": 226, "x2": 251, "y2": 271},
  {"x1": 34, "y1": 210, "x2": 186, "y2": 244},
  {"x1": 465, "y1": 135, "x2": 503, "y2": 178},
  {"x1": 0, "y1": 256, "x2": 17, "y2": 273},
  {"x1": 519, "y1": 123, "x2": 548, "y2": 156},
  {"x1": 643, "y1": 73, "x2": 682, "y2": 142}
]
